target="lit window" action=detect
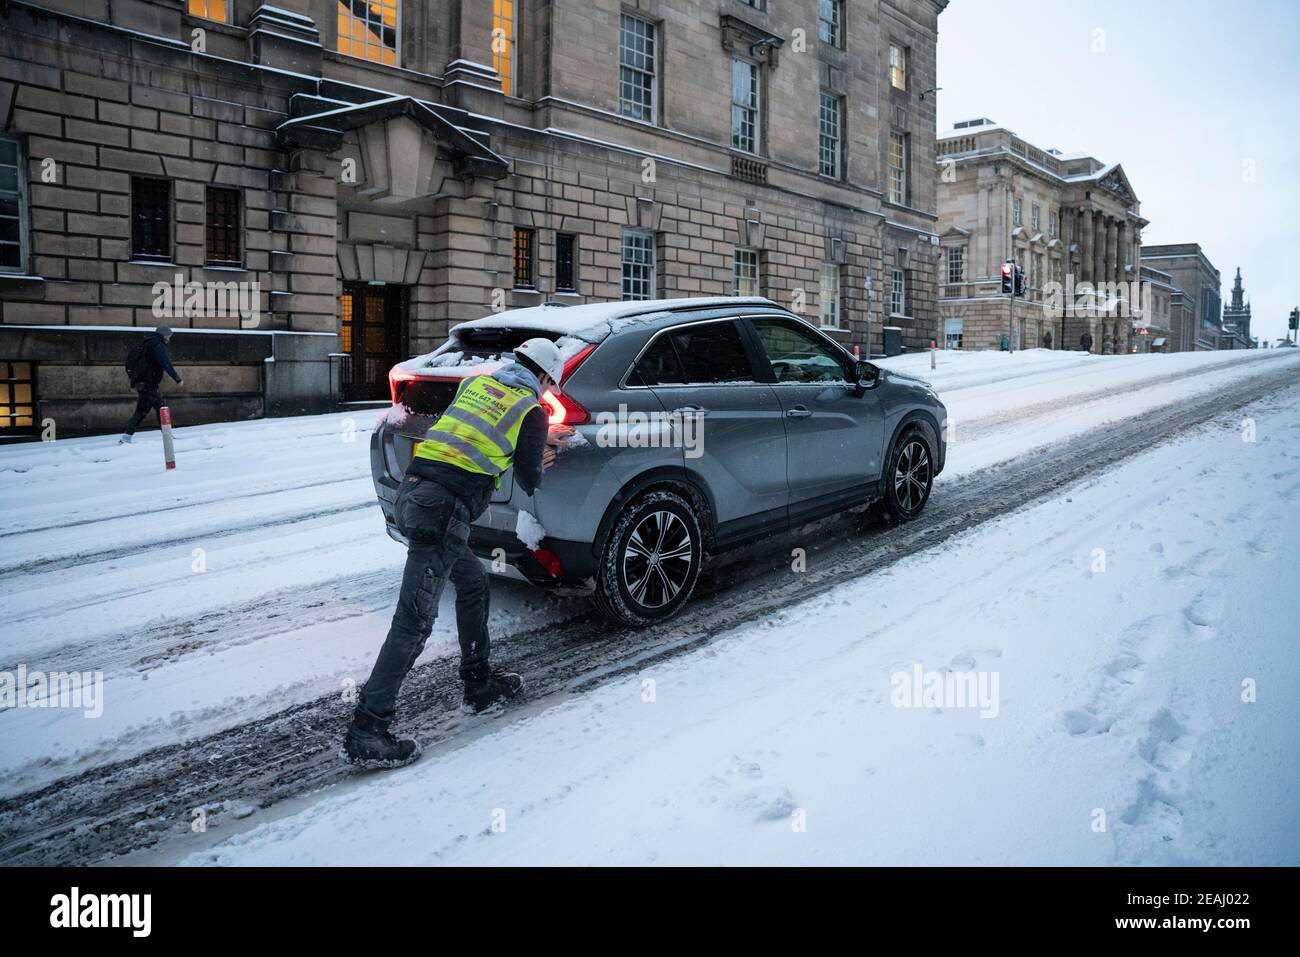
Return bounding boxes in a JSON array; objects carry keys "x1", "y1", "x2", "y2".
[
  {"x1": 889, "y1": 44, "x2": 907, "y2": 91},
  {"x1": 0, "y1": 361, "x2": 37, "y2": 437},
  {"x1": 0, "y1": 136, "x2": 25, "y2": 272},
  {"x1": 888, "y1": 132, "x2": 906, "y2": 205},
  {"x1": 621, "y1": 230, "x2": 655, "y2": 301},
  {"x1": 818, "y1": 0, "x2": 843, "y2": 47},
  {"x1": 818, "y1": 93, "x2": 842, "y2": 179},
  {"x1": 493, "y1": 0, "x2": 515, "y2": 95},
  {"x1": 188, "y1": 0, "x2": 228, "y2": 22},
  {"x1": 734, "y1": 247, "x2": 759, "y2": 296},
  {"x1": 619, "y1": 15, "x2": 657, "y2": 122},
  {"x1": 338, "y1": 0, "x2": 399, "y2": 66},
  {"x1": 819, "y1": 264, "x2": 841, "y2": 328},
  {"x1": 946, "y1": 246, "x2": 964, "y2": 285},
  {"x1": 731, "y1": 58, "x2": 760, "y2": 154},
  {"x1": 513, "y1": 227, "x2": 535, "y2": 289}
]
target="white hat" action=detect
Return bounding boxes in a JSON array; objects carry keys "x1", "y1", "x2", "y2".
[{"x1": 514, "y1": 337, "x2": 566, "y2": 386}]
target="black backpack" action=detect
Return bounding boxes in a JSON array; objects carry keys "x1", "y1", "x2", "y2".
[{"x1": 125, "y1": 337, "x2": 153, "y2": 386}]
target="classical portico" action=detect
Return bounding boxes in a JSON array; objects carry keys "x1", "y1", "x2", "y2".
[{"x1": 1056, "y1": 165, "x2": 1146, "y2": 354}]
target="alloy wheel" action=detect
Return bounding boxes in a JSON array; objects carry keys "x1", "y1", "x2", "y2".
[
  {"x1": 893, "y1": 439, "x2": 932, "y2": 513},
  {"x1": 622, "y1": 510, "x2": 694, "y2": 609}
]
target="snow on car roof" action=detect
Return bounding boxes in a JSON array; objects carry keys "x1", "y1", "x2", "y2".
[
  {"x1": 450, "y1": 296, "x2": 776, "y2": 342},
  {"x1": 394, "y1": 296, "x2": 780, "y2": 377}
]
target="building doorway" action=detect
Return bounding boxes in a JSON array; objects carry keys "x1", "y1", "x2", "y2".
[{"x1": 340, "y1": 282, "x2": 407, "y2": 403}]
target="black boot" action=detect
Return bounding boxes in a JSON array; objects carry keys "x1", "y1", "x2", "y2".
[
  {"x1": 462, "y1": 670, "x2": 525, "y2": 714},
  {"x1": 343, "y1": 719, "x2": 421, "y2": 768}
]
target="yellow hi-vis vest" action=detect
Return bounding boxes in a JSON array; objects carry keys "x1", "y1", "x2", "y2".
[{"x1": 412, "y1": 374, "x2": 540, "y2": 486}]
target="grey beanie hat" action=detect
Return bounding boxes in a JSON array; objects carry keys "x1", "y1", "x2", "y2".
[{"x1": 155, "y1": 324, "x2": 173, "y2": 337}]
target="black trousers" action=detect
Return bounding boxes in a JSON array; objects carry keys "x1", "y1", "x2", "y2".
[
  {"x1": 355, "y1": 476, "x2": 491, "y2": 731},
  {"x1": 124, "y1": 383, "x2": 163, "y2": 436}
]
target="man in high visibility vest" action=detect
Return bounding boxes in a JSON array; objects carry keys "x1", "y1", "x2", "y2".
[{"x1": 344, "y1": 337, "x2": 565, "y2": 768}]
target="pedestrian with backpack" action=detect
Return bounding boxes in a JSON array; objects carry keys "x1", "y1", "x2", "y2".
[{"x1": 120, "y1": 325, "x2": 183, "y2": 444}]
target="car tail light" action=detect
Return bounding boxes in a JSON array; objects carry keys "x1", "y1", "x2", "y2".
[
  {"x1": 540, "y1": 343, "x2": 597, "y2": 426},
  {"x1": 542, "y1": 389, "x2": 588, "y2": 426},
  {"x1": 389, "y1": 368, "x2": 421, "y2": 405},
  {"x1": 532, "y1": 547, "x2": 563, "y2": 578}
]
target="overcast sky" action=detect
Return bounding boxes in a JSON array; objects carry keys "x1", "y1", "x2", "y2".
[{"x1": 936, "y1": 0, "x2": 1300, "y2": 343}]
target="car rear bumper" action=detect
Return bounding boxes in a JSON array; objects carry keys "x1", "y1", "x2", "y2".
[{"x1": 371, "y1": 422, "x2": 597, "y2": 592}]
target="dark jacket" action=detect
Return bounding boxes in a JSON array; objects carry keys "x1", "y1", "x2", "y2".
[
  {"x1": 138, "y1": 333, "x2": 181, "y2": 388},
  {"x1": 407, "y1": 362, "x2": 549, "y2": 519}
]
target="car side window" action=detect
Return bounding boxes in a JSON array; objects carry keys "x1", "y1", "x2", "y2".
[
  {"x1": 751, "y1": 318, "x2": 851, "y2": 384},
  {"x1": 631, "y1": 334, "x2": 686, "y2": 386},
  {"x1": 668, "y1": 321, "x2": 756, "y2": 384}
]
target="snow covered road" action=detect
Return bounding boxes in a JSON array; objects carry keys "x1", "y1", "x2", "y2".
[
  {"x1": 1, "y1": 348, "x2": 1298, "y2": 865},
  {"x1": 187, "y1": 379, "x2": 1300, "y2": 866}
]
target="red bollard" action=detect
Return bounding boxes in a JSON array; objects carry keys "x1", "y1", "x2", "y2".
[{"x1": 160, "y1": 406, "x2": 176, "y2": 470}]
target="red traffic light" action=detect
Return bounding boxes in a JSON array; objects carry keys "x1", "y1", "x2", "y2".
[{"x1": 1001, "y1": 263, "x2": 1014, "y2": 276}]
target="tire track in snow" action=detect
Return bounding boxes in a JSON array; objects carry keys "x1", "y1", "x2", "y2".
[
  {"x1": 0, "y1": 499, "x2": 374, "y2": 581},
  {"x1": 2, "y1": 364, "x2": 1298, "y2": 866},
  {"x1": 0, "y1": 474, "x2": 363, "y2": 540}
]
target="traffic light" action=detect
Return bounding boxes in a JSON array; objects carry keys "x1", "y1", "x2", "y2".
[
  {"x1": 1000, "y1": 261, "x2": 1014, "y2": 294},
  {"x1": 1014, "y1": 265, "x2": 1026, "y2": 296},
  {"x1": 1290, "y1": 308, "x2": 1298, "y2": 331}
]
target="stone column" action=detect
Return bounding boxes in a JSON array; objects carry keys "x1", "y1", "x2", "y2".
[
  {"x1": 1080, "y1": 208, "x2": 1094, "y2": 284},
  {"x1": 1093, "y1": 214, "x2": 1106, "y2": 290},
  {"x1": 1106, "y1": 218, "x2": 1119, "y2": 287}
]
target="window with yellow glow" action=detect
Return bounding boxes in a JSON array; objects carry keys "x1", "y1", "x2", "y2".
[
  {"x1": 493, "y1": 0, "x2": 516, "y2": 96},
  {"x1": 338, "y1": 0, "x2": 400, "y2": 65},
  {"x1": 0, "y1": 361, "x2": 36, "y2": 436},
  {"x1": 187, "y1": 0, "x2": 229, "y2": 22}
]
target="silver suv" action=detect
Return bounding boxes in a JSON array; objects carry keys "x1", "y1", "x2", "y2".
[{"x1": 371, "y1": 297, "x2": 947, "y2": 625}]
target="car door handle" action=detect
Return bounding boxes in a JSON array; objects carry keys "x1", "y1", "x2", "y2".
[
  {"x1": 786, "y1": 406, "x2": 813, "y2": 418},
  {"x1": 673, "y1": 405, "x2": 709, "y2": 416}
]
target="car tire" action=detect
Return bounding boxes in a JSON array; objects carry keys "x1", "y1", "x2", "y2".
[
  {"x1": 881, "y1": 422, "x2": 937, "y2": 522},
  {"x1": 592, "y1": 489, "x2": 703, "y2": 627}
]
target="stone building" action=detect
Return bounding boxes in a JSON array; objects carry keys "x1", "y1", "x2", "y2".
[
  {"x1": 1139, "y1": 243, "x2": 1221, "y2": 352},
  {"x1": 0, "y1": 0, "x2": 946, "y2": 439},
  {"x1": 1135, "y1": 264, "x2": 1175, "y2": 353},
  {"x1": 935, "y1": 118, "x2": 1148, "y2": 353}
]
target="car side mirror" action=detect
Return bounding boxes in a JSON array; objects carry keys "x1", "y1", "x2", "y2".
[{"x1": 854, "y1": 360, "x2": 879, "y2": 394}]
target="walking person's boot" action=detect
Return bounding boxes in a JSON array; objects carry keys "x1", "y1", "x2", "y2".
[
  {"x1": 343, "y1": 710, "x2": 421, "y2": 769},
  {"x1": 462, "y1": 669, "x2": 525, "y2": 714}
]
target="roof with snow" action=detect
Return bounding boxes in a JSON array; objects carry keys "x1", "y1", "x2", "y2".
[{"x1": 451, "y1": 297, "x2": 780, "y2": 342}]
